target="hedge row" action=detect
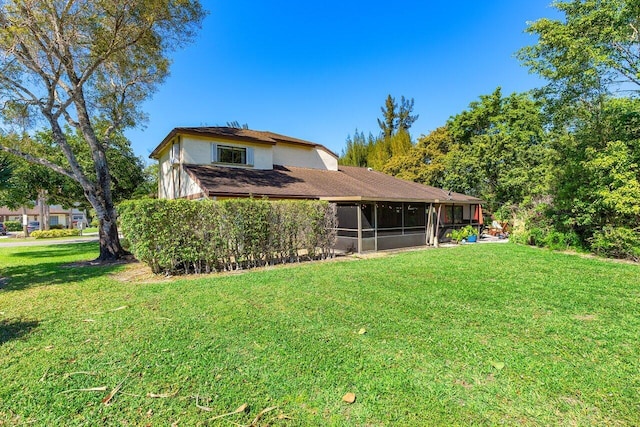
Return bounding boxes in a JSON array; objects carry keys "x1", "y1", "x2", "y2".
[
  {"x1": 3, "y1": 221, "x2": 23, "y2": 232},
  {"x1": 118, "y1": 198, "x2": 338, "y2": 275},
  {"x1": 30, "y1": 229, "x2": 81, "y2": 239}
]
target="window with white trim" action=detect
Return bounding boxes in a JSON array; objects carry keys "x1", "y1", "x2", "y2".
[{"x1": 211, "y1": 143, "x2": 254, "y2": 166}]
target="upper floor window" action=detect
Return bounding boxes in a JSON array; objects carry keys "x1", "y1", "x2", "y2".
[
  {"x1": 212, "y1": 143, "x2": 254, "y2": 166},
  {"x1": 170, "y1": 141, "x2": 180, "y2": 164},
  {"x1": 219, "y1": 145, "x2": 246, "y2": 164}
]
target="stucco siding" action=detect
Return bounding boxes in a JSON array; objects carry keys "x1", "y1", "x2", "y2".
[
  {"x1": 273, "y1": 143, "x2": 338, "y2": 170},
  {"x1": 181, "y1": 136, "x2": 273, "y2": 169},
  {"x1": 182, "y1": 136, "x2": 211, "y2": 164},
  {"x1": 158, "y1": 150, "x2": 173, "y2": 199}
]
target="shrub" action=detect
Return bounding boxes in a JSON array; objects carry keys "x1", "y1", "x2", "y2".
[
  {"x1": 118, "y1": 198, "x2": 338, "y2": 275},
  {"x1": 448, "y1": 225, "x2": 478, "y2": 242},
  {"x1": 4, "y1": 221, "x2": 23, "y2": 232},
  {"x1": 543, "y1": 230, "x2": 581, "y2": 251},
  {"x1": 590, "y1": 227, "x2": 640, "y2": 262},
  {"x1": 30, "y1": 229, "x2": 81, "y2": 239}
]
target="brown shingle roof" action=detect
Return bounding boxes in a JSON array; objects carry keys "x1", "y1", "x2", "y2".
[
  {"x1": 150, "y1": 127, "x2": 338, "y2": 159},
  {"x1": 183, "y1": 164, "x2": 482, "y2": 204}
]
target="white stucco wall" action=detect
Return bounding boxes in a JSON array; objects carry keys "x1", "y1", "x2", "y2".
[
  {"x1": 181, "y1": 136, "x2": 273, "y2": 170},
  {"x1": 155, "y1": 132, "x2": 339, "y2": 200},
  {"x1": 273, "y1": 143, "x2": 338, "y2": 171},
  {"x1": 158, "y1": 149, "x2": 172, "y2": 199},
  {"x1": 158, "y1": 140, "x2": 204, "y2": 199}
]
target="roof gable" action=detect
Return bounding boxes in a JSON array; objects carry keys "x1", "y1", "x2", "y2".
[{"x1": 150, "y1": 127, "x2": 338, "y2": 159}]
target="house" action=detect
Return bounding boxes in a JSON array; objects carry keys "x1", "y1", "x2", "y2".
[
  {"x1": 0, "y1": 203, "x2": 88, "y2": 229},
  {"x1": 150, "y1": 127, "x2": 483, "y2": 253}
]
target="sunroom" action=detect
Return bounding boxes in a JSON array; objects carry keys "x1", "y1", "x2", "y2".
[{"x1": 334, "y1": 201, "x2": 483, "y2": 253}]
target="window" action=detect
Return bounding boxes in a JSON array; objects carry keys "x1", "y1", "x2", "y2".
[
  {"x1": 218, "y1": 145, "x2": 246, "y2": 164},
  {"x1": 444, "y1": 205, "x2": 463, "y2": 224},
  {"x1": 453, "y1": 206, "x2": 463, "y2": 223},
  {"x1": 170, "y1": 142, "x2": 180, "y2": 164},
  {"x1": 212, "y1": 144, "x2": 254, "y2": 165}
]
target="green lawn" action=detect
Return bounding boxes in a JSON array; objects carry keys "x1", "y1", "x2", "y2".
[{"x1": 1, "y1": 243, "x2": 639, "y2": 426}]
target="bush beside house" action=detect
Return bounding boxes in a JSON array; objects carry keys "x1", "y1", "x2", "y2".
[{"x1": 119, "y1": 198, "x2": 337, "y2": 275}]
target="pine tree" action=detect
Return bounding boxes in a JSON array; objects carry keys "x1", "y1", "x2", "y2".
[{"x1": 377, "y1": 95, "x2": 397, "y2": 138}]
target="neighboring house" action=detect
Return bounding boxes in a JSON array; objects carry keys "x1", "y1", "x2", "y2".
[
  {"x1": 0, "y1": 204, "x2": 88, "y2": 229},
  {"x1": 150, "y1": 127, "x2": 483, "y2": 253}
]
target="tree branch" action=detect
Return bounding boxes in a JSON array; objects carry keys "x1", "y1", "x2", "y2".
[{"x1": 0, "y1": 144, "x2": 76, "y2": 181}]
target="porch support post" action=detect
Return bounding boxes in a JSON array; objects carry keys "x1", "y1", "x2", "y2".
[
  {"x1": 426, "y1": 203, "x2": 433, "y2": 245},
  {"x1": 374, "y1": 202, "x2": 378, "y2": 252},
  {"x1": 434, "y1": 204, "x2": 442, "y2": 248},
  {"x1": 357, "y1": 203, "x2": 363, "y2": 254}
]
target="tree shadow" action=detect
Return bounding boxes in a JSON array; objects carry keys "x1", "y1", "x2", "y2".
[
  {"x1": 0, "y1": 318, "x2": 39, "y2": 345},
  {"x1": 9, "y1": 245, "x2": 96, "y2": 259},
  {"x1": 1, "y1": 243, "x2": 123, "y2": 292},
  {"x1": 0, "y1": 261, "x2": 122, "y2": 292}
]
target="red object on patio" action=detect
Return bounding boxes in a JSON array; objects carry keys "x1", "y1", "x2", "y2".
[{"x1": 473, "y1": 205, "x2": 484, "y2": 225}]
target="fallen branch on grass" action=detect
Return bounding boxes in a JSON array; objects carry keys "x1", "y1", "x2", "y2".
[
  {"x1": 249, "y1": 406, "x2": 277, "y2": 426},
  {"x1": 60, "y1": 387, "x2": 107, "y2": 394}
]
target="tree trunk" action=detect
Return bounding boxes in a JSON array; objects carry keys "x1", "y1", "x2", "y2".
[
  {"x1": 96, "y1": 207, "x2": 128, "y2": 262},
  {"x1": 37, "y1": 192, "x2": 45, "y2": 231}
]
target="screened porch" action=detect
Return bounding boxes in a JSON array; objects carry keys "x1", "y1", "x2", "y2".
[{"x1": 334, "y1": 201, "x2": 483, "y2": 253}]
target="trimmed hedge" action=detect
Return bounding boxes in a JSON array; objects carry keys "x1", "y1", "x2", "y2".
[
  {"x1": 30, "y1": 229, "x2": 81, "y2": 239},
  {"x1": 119, "y1": 198, "x2": 337, "y2": 275},
  {"x1": 3, "y1": 221, "x2": 23, "y2": 232}
]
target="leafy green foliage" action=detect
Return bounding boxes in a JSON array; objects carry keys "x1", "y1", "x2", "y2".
[
  {"x1": 442, "y1": 88, "x2": 552, "y2": 211},
  {"x1": 519, "y1": 0, "x2": 640, "y2": 110},
  {"x1": 0, "y1": 0, "x2": 205, "y2": 260},
  {"x1": 544, "y1": 97, "x2": 640, "y2": 258},
  {"x1": 339, "y1": 129, "x2": 374, "y2": 167},
  {"x1": 2, "y1": 220, "x2": 21, "y2": 232},
  {"x1": 118, "y1": 198, "x2": 337, "y2": 275},
  {"x1": 382, "y1": 126, "x2": 450, "y2": 186},
  {"x1": 0, "y1": 153, "x2": 12, "y2": 190},
  {"x1": 516, "y1": 2, "x2": 640, "y2": 260},
  {"x1": 590, "y1": 226, "x2": 640, "y2": 261},
  {"x1": 341, "y1": 95, "x2": 418, "y2": 168},
  {"x1": 448, "y1": 225, "x2": 478, "y2": 242}
]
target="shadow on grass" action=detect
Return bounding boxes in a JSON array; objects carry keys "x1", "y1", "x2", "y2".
[
  {"x1": 0, "y1": 242, "x2": 122, "y2": 292},
  {"x1": 0, "y1": 262, "x2": 122, "y2": 292},
  {"x1": 7, "y1": 243, "x2": 97, "y2": 259},
  {"x1": 0, "y1": 318, "x2": 39, "y2": 345}
]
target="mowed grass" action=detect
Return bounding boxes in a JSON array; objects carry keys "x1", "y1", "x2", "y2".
[{"x1": 1, "y1": 243, "x2": 639, "y2": 426}]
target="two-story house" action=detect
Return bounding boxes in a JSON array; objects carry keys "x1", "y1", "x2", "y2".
[{"x1": 150, "y1": 127, "x2": 483, "y2": 252}]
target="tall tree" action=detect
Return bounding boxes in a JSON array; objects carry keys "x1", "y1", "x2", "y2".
[
  {"x1": 518, "y1": 0, "x2": 640, "y2": 112},
  {"x1": 443, "y1": 88, "x2": 551, "y2": 211},
  {"x1": 518, "y1": 0, "x2": 640, "y2": 248},
  {"x1": 377, "y1": 95, "x2": 397, "y2": 139},
  {"x1": 376, "y1": 94, "x2": 419, "y2": 138},
  {"x1": 0, "y1": 0, "x2": 205, "y2": 261},
  {"x1": 382, "y1": 126, "x2": 452, "y2": 186},
  {"x1": 339, "y1": 129, "x2": 371, "y2": 167},
  {"x1": 397, "y1": 96, "x2": 419, "y2": 133}
]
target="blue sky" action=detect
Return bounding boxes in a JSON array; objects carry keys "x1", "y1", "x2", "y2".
[{"x1": 126, "y1": 1, "x2": 559, "y2": 161}]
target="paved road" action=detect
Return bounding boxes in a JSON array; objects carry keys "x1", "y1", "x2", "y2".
[{"x1": 0, "y1": 234, "x2": 99, "y2": 247}]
